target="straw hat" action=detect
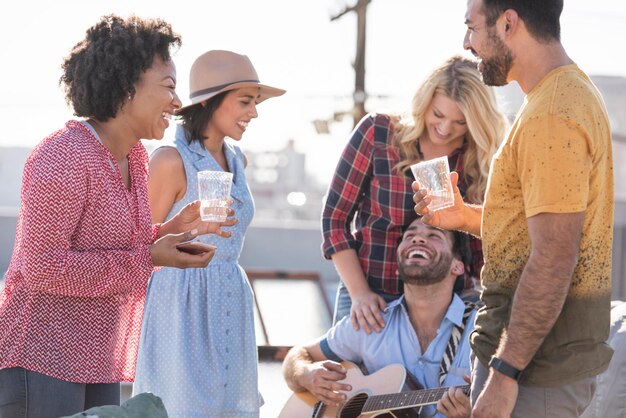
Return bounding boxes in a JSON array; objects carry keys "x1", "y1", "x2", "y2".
[{"x1": 179, "y1": 50, "x2": 285, "y2": 110}]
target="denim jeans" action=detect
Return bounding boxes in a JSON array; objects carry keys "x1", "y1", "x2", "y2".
[
  {"x1": 332, "y1": 280, "x2": 401, "y2": 325},
  {"x1": 470, "y1": 353, "x2": 596, "y2": 417},
  {"x1": 0, "y1": 367, "x2": 120, "y2": 418}
]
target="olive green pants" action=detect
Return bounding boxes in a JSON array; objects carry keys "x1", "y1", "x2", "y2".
[{"x1": 470, "y1": 353, "x2": 597, "y2": 418}]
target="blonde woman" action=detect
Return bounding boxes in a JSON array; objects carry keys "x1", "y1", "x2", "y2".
[{"x1": 322, "y1": 55, "x2": 507, "y2": 332}]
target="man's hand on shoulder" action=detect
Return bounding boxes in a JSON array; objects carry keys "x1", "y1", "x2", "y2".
[{"x1": 302, "y1": 360, "x2": 351, "y2": 407}]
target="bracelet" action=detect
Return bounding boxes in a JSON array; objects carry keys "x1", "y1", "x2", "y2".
[{"x1": 488, "y1": 356, "x2": 523, "y2": 381}]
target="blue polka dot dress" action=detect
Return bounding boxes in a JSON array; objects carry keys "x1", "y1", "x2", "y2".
[{"x1": 133, "y1": 125, "x2": 261, "y2": 417}]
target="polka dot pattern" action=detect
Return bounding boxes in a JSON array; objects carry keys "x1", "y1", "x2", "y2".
[{"x1": 133, "y1": 125, "x2": 261, "y2": 417}]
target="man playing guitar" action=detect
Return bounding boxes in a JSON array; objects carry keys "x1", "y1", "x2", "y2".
[{"x1": 282, "y1": 218, "x2": 477, "y2": 418}]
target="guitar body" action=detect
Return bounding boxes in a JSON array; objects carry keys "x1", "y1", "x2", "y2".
[{"x1": 278, "y1": 361, "x2": 407, "y2": 418}]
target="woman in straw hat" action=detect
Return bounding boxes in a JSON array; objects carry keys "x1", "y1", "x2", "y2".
[
  {"x1": 133, "y1": 50, "x2": 285, "y2": 417},
  {"x1": 322, "y1": 55, "x2": 508, "y2": 332},
  {"x1": 0, "y1": 15, "x2": 233, "y2": 418}
]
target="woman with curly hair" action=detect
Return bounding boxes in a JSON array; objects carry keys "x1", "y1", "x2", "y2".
[
  {"x1": 323, "y1": 55, "x2": 508, "y2": 332},
  {"x1": 0, "y1": 15, "x2": 232, "y2": 417}
]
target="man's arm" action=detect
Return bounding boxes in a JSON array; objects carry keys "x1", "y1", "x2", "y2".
[
  {"x1": 282, "y1": 339, "x2": 352, "y2": 407},
  {"x1": 498, "y1": 211, "x2": 584, "y2": 369},
  {"x1": 472, "y1": 211, "x2": 584, "y2": 417}
]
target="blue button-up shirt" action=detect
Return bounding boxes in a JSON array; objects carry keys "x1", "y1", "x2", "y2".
[{"x1": 320, "y1": 294, "x2": 476, "y2": 418}]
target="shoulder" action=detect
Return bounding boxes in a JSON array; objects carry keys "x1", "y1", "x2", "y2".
[
  {"x1": 26, "y1": 121, "x2": 93, "y2": 171},
  {"x1": 225, "y1": 141, "x2": 247, "y2": 165},
  {"x1": 350, "y1": 112, "x2": 395, "y2": 148},
  {"x1": 327, "y1": 314, "x2": 367, "y2": 343},
  {"x1": 554, "y1": 66, "x2": 597, "y2": 97},
  {"x1": 356, "y1": 112, "x2": 393, "y2": 131},
  {"x1": 354, "y1": 298, "x2": 407, "y2": 334},
  {"x1": 149, "y1": 146, "x2": 184, "y2": 175},
  {"x1": 224, "y1": 141, "x2": 244, "y2": 157},
  {"x1": 325, "y1": 301, "x2": 405, "y2": 358},
  {"x1": 150, "y1": 145, "x2": 183, "y2": 162},
  {"x1": 529, "y1": 66, "x2": 605, "y2": 122},
  {"x1": 20, "y1": 122, "x2": 101, "y2": 194}
]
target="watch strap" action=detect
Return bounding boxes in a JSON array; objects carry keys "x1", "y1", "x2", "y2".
[{"x1": 488, "y1": 356, "x2": 522, "y2": 381}]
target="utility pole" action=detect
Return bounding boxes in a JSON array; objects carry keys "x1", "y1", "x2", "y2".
[{"x1": 331, "y1": 0, "x2": 371, "y2": 127}]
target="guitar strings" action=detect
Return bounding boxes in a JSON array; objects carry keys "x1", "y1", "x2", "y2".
[{"x1": 339, "y1": 385, "x2": 470, "y2": 414}]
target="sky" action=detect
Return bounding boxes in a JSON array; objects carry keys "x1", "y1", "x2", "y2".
[{"x1": 1, "y1": 0, "x2": 625, "y2": 185}]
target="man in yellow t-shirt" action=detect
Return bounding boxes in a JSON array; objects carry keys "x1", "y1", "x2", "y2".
[{"x1": 413, "y1": 0, "x2": 614, "y2": 417}]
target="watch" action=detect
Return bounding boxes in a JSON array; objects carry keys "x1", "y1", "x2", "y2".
[{"x1": 488, "y1": 356, "x2": 523, "y2": 381}]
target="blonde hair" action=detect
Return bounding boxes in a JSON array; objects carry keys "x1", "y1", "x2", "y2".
[{"x1": 393, "y1": 55, "x2": 507, "y2": 203}]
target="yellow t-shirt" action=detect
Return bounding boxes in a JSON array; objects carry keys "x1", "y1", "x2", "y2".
[{"x1": 471, "y1": 65, "x2": 614, "y2": 386}]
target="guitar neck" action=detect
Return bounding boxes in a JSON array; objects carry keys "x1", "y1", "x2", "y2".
[{"x1": 362, "y1": 385, "x2": 470, "y2": 413}]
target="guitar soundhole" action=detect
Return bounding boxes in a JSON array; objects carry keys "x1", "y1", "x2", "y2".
[{"x1": 338, "y1": 393, "x2": 368, "y2": 418}]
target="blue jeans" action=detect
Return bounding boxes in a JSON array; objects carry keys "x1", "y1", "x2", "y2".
[
  {"x1": 0, "y1": 367, "x2": 120, "y2": 418},
  {"x1": 332, "y1": 280, "x2": 401, "y2": 325}
]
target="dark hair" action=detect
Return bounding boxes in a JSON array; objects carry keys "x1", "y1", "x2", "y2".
[
  {"x1": 450, "y1": 230, "x2": 473, "y2": 294},
  {"x1": 482, "y1": 0, "x2": 563, "y2": 42},
  {"x1": 60, "y1": 14, "x2": 182, "y2": 121},
  {"x1": 176, "y1": 91, "x2": 229, "y2": 142}
]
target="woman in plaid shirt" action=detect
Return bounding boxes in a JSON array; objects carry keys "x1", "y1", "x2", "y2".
[{"x1": 322, "y1": 55, "x2": 507, "y2": 333}]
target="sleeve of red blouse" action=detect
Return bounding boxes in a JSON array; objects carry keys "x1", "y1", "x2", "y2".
[
  {"x1": 321, "y1": 114, "x2": 377, "y2": 259},
  {"x1": 151, "y1": 223, "x2": 162, "y2": 243},
  {"x1": 18, "y1": 143, "x2": 154, "y2": 297}
]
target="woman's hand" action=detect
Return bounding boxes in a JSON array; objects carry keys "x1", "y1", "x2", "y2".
[
  {"x1": 161, "y1": 200, "x2": 237, "y2": 238},
  {"x1": 350, "y1": 289, "x2": 387, "y2": 334},
  {"x1": 150, "y1": 229, "x2": 217, "y2": 268}
]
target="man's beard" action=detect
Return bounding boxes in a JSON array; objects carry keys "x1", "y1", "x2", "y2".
[
  {"x1": 480, "y1": 30, "x2": 514, "y2": 86},
  {"x1": 398, "y1": 251, "x2": 454, "y2": 286}
]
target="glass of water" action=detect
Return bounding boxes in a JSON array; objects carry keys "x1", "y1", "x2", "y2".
[
  {"x1": 197, "y1": 170, "x2": 233, "y2": 222},
  {"x1": 410, "y1": 156, "x2": 455, "y2": 212}
]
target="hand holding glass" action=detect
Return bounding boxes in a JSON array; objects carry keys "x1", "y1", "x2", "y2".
[
  {"x1": 197, "y1": 170, "x2": 233, "y2": 222},
  {"x1": 410, "y1": 156, "x2": 455, "y2": 212}
]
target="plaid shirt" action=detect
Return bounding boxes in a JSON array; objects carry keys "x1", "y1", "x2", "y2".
[{"x1": 322, "y1": 113, "x2": 482, "y2": 295}]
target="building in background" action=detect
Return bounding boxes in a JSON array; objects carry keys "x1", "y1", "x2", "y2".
[
  {"x1": 246, "y1": 139, "x2": 327, "y2": 222},
  {"x1": 1, "y1": 75, "x2": 625, "y2": 299}
]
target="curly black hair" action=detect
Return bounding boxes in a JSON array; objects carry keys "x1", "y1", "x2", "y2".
[{"x1": 60, "y1": 14, "x2": 182, "y2": 121}]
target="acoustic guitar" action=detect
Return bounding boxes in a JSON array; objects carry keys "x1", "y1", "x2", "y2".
[{"x1": 278, "y1": 361, "x2": 469, "y2": 418}]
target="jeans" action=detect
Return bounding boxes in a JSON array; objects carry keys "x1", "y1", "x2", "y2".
[
  {"x1": 470, "y1": 353, "x2": 596, "y2": 417},
  {"x1": 332, "y1": 280, "x2": 401, "y2": 325},
  {"x1": 0, "y1": 367, "x2": 120, "y2": 418}
]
